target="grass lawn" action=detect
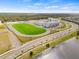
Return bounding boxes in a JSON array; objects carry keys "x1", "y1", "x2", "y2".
[
  {"x1": 0, "y1": 24, "x2": 5, "y2": 29},
  {"x1": 0, "y1": 32, "x2": 12, "y2": 54},
  {"x1": 12, "y1": 23, "x2": 47, "y2": 35}
]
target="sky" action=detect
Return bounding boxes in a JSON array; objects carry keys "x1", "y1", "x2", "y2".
[{"x1": 0, "y1": 0, "x2": 79, "y2": 13}]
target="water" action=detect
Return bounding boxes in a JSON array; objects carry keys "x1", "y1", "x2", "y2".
[{"x1": 34, "y1": 37, "x2": 79, "y2": 59}]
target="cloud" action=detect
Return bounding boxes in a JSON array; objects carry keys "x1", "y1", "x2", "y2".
[
  {"x1": 45, "y1": 5, "x2": 59, "y2": 8},
  {"x1": 61, "y1": 7, "x2": 69, "y2": 10},
  {"x1": 34, "y1": 3, "x2": 42, "y2": 6},
  {"x1": 0, "y1": 0, "x2": 79, "y2": 13},
  {"x1": 0, "y1": 8, "x2": 79, "y2": 13},
  {"x1": 23, "y1": 0, "x2": 32, "y2": 2},
  {"x1": 50, "y1": 0, "x2": 61, "y2": 3}
]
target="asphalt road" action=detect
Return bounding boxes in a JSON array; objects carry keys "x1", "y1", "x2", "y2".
[
  {"x1": 8, "y1": 30, "x2": 21, "y2": 48},
  {"x1": 35, "y1": 37, "x2": 79, "y2": 59}
]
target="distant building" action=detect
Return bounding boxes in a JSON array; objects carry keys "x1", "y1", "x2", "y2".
[
  {"x1": 35, "y1": 18, "x2": 60, "y2": 28},
  {"x1": 0, "y1": 20, "x2": 4, "y2": 23}
]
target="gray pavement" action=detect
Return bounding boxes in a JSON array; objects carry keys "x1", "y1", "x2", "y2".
[{"x1": 8, "y1": 30, "x2": 21, "y2": 48}]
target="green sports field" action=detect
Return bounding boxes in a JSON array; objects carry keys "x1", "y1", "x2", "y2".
[{"x1": 12, "y1": 23, "x2": 47, "y2": 35}]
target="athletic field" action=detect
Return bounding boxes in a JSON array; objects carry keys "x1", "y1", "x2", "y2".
[{"x1": 12, "y1": 23, "x2": 47, "y2": 35}]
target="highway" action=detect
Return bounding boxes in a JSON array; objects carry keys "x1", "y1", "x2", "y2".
[{"x1": 0, "y1": 21, "x2": 78, "y2": 59}]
